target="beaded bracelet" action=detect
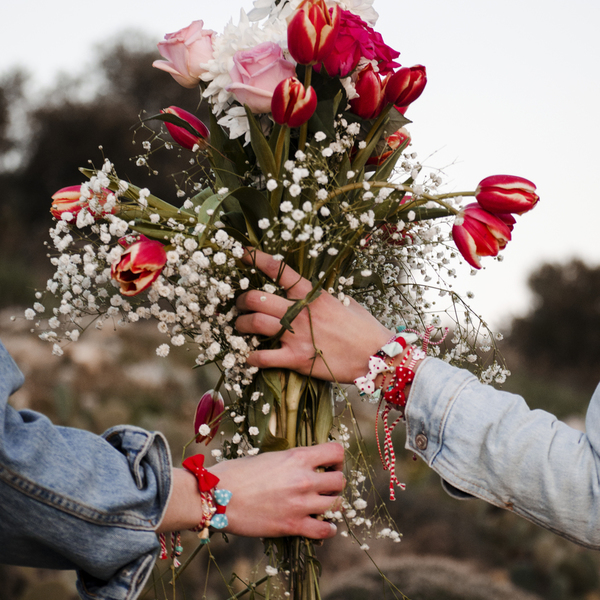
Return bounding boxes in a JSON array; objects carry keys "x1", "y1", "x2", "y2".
[
  {"x1": 182, "y1": 454, "x2": 232, "y2": 543},
  {"x1": 159, "y1": 454, "x2": 232, "y2": 566}
]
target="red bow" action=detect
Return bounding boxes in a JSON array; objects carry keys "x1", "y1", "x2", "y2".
[{"x1": 182, "y1": 454, "x2": 220, "y2": 492}]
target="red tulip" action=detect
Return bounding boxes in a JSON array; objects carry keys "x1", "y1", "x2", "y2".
[
  {"x1": 161, "y1": 106, "x2": 209, "y2": 150},
  {"x1": 287, "y1": 0, "x2": 341, "y2": 65},
  {"x1": 51, "y1": 185, "x2": 113, "y2": 220},
  {"x1": 475, "y1": 174, "x2": 539, "y2": 215},
  {"x1": 194, "y1": 389, "x2": 225, "y2": 445},
  {"x1": 349, "y1": 64, "x2": 384, "y2": 119},
  {"x1": 452, "y1": 203, "x2": 513, "y2": 269},
  {"x1": 271, "y1": 77, "x2": 318, "y2": 127},
  {"x1": 384, "y1": 65, "x2": 427, "y2": 109},
  {"x1": 111, "y1": 235, "x2": 167, "y2": 296}
]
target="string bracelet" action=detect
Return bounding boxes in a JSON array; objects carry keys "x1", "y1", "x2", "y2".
[{"x1": 158, "y1": 454, "x2": 233, "y2": 565}]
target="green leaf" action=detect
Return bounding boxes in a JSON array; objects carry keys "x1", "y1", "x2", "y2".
[
  {"x1": 230, "y1": 186, "x2": 275, "y2": 245},
  {"x1": 262, "y1": 369, "x2": 283, "y2": 399},
  {"x1": 381, "y1": 108, "x2": 411, "y2": 138},
  {"x1": 187, "y1": 187, "x2": 215, "y2": 208},
  {"x1": 259, "y1": 429, "x2": 290, "y2": 453},
  {"x1": 350, "y1": 269, "x2": 385, "y2": 293},
  {"x1": 195, "y1": 192, "x2": 225, "y2": 225},
  {"x1": 244, "y1": 106, "x2": 277, "y2": 178},
  {"x1": 208, "y1": 111, "x2": 244, "y2": 191},
  {"x1": 313, "y1": 383, "x2": 334, "y2": 445}
]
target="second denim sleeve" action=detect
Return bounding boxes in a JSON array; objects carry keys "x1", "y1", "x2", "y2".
[
  {"x1": 405, "y1": 357, "x2": 600, "y2": 550},
  {"x1": 0, "y1": 340, "x2": 173, "y2": 600}
]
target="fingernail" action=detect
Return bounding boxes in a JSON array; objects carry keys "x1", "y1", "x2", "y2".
[{"x1": 329, "y1": 522, "x2": 337, "y2": 535}]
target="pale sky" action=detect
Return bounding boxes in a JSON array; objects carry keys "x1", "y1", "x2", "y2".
[{"x1": 3, "y1": 0, "x2": 600, "y2": 330}]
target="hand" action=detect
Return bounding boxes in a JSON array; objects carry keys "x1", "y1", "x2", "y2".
[
  {"x1": 210, "y1": 443, "x2": 345, "y2": 538},
  {"x1": 235, "y1": 249, "x2": 392, "y2": 384}
]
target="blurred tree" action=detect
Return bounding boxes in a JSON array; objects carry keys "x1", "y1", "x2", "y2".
[
  {"x1": 507, "y1": 259, "x2": 600, "y2": 390},
  {"x1": 0, "y1": 32, "x2": 211, "y2": 306}
]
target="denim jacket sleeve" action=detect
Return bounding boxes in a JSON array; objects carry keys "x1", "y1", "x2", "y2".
[
  {"x1": 0, "y1": 340, "x2": 173, "y2": 600},
  {"x1": 405, "y1": 357, "x2": 600, "y2": 549}
]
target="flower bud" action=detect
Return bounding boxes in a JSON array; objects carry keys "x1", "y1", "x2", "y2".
[
  {"x1": 452, "y1": 203, "x2": 513, "y2": 269},
  {"x1": 111, "y1": 235, "x2": 167, "y2": 296},
  {"x1": 271, "y1": 77, "x2": 318, "y2": 127},
  {"x1": 51, "y1": 185, "x2": 113, "y2": 220},
  {"x1": 161, "y1": 106, "x2": 210, "y2": 150},
  {"x1": 349, "y1": 65, "x2": 384, "y2": 119},
  {"x1": 384, "y1": 65, "x2": 427, "y2": 109},
  {"x1": 194, "y1": 389, "x2": 225, "y2": 445},
  {"x1": 287, "y1": 0, "x2": 341, "y2": 65},
  {"x1": 475, "y1": 174, "x2": 539, "y2": 215}
]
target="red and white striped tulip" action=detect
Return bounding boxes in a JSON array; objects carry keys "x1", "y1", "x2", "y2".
[
  {"x1": 111, "y1": 235, "x2": 167, "y2": 296},
  {"x1": 383, "y1": 65, "x2": 427, "y2": 109},
  {"x1": 287, "y1": 0, "x2": 341, "y2": 65},
  {"x1": 50, "y1": 185, "x2": 113, "y2": 220},
  {"x1": 475, "y1": 174, "x2": 539, "y2": 215},
  {"x1": 271, "y1": 77, "x2": 318, "y2": 127},
  {"x1": 349, "y1": 64, "x2": 384, "y2": 119},
  {"x1": 452, "y1": 203, "x2": 513, "y2": 269},
  {"x1": 194, "y1": 389, "x2": 225, "y2": 445},
  {"x1": 161, "y1": 106, "x2": 210, "y2": 150}
]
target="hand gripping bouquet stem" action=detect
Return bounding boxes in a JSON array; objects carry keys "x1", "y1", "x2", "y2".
[{"x1": 30, "y1": 0, "x2": 539, "y2": 596}]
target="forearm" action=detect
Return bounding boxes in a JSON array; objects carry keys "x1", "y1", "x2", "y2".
[{"x1": 405, "y1": 358, "x2": 600, "y2": 549}]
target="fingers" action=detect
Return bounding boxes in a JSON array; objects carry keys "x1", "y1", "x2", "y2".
[
  {"x1": 243, "y1": 249, "x2": 312, "y2": 297},
  {"x1": 299, "y1": 518, "x2": 338, "y2": 540},
  {"x1": 236, "y1": 289, "x2": 292, "y2": 317},
  {"x1": 298, "y1": 442, "x2": 345, "y2": 471},
  {"x1": 235, "y1": 313, "x2": 284, "y2": 338}
]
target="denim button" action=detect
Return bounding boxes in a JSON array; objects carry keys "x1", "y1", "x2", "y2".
[{"x1": 415, "y1": 433, "x2": 428, "y2": 450}]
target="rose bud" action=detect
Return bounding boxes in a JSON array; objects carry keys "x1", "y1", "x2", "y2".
[
  {"x1": 366, "y1": 127, "x2": 411, "y2": 165},
  {"x1": 161, "y1": 106, "x2": 210, "y2": 150},
  {"x1": 271, "y1": 77, "x2": 318, "y2": 127},
  {"x1": 111, "y1": 235, "x2": 167, "y2": 296},
  {"x1": 475, "y1": 174, "x2": 539, "y2": 215},
  {"x1": 153, "y1": 21, "x2": 215, "y2": 88},
  {"x1": 384, "y1": 65, "x2": 427, "y2": 109},
  {"x1": 194, "y1": 389, "x2": 225, "y2": 445},
  {"x1": 452, "y1": 203, "x2": 513, "y2": 269},
  {"x1": 287, "y1": 0, "x2": 341, "y2": 65},
  {"x1": 349, "y1": 64, "x2": 384, "y2": 119}
]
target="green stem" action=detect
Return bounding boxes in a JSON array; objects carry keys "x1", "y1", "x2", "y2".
[
  {"x1": 298, "y1": 68, "x2": 313, "y2": 153},
  {"x1": 285, "y1": 372, "x2": 305, "y2": 448},
  {"x1": 224, "y1": 576, "x2": 269, "y2": 600},
  {"x1": 315, "y1": 181, "x2": 473, "y2": 214}
]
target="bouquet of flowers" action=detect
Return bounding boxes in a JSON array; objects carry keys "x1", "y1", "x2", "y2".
[{"x1": 27, "y1": 0, "x2": 539, "y2": 596}]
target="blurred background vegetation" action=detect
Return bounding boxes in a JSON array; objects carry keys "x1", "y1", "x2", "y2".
[{"x1": 1, "y1": 35, "x2": 600, "y2": 600}]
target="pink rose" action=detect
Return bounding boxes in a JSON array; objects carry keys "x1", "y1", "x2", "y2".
[
  {"x1": 153, "y1": 21, "x2": 215, "y2": 89},
  {"x1": 227, "y1": 42, "x2": 296, "y2": 114},
  {"x1": 321, "y1": 10, "x2": 400, "y2": 77}
]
